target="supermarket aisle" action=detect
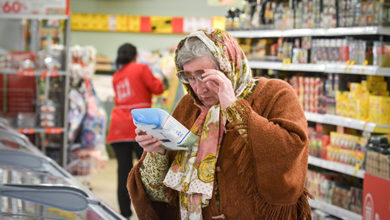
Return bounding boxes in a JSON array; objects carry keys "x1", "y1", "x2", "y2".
[{"x1": 90, "y1": 159, "x2": 138, "y2": 220}]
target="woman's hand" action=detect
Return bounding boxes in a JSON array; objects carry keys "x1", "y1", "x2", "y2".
[
  {"x1": 202, "y1": 69, "x2": 237, "y2": 110},
  {"x1": 135, "y1": 128, "x2": 165, "y2": 155}
]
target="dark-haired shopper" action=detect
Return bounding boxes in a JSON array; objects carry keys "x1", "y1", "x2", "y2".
[{"x1": 106, "y1": 43, "x2": 164, "y2": 219}]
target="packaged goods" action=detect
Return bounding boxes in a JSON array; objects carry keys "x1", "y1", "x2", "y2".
[{"x1": 131, "y1": 108, "x2": 198, "y2": 151}]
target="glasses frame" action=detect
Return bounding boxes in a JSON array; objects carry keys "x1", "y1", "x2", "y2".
[{"x1": 176, "y1": 70, "x2": 205, "y2": 84}]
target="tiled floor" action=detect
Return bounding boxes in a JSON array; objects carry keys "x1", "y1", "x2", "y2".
[{"x1": 90, "y1": 159, "x2": 138, "y2": 220}]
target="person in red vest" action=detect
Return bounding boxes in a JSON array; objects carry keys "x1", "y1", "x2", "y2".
[{"x1": 106, "y1": 43, "x2": 164, "y2": 219}]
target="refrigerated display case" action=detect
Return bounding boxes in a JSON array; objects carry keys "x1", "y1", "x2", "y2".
[{"x1": 0, "y1": 123, "x2": 124, "y2": 220}]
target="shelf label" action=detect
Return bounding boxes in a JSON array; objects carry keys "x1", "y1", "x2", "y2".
[
  {"x1": 0, "y1": 0, "x2": 68, "y2": 15},
  {"x1": 115, "y1": 15, "x2": 128, "y2": 32},
  {"x1": 18, "y1": 70, "x2": 35, "y2": 76},
  {"x1": 18, "y1": 128, "x2": 35, "y2": 134},
  {"x1": 150, "y1": 16, "x2": 172, "y2": 34},
  {"x1": 41, "y1": 71, "x2": 59, "y2": 77},
  {"x1": 45, "y1": 127, "x2": 62, "y2": 134}
]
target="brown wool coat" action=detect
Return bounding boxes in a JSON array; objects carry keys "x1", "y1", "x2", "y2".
[{"x1": 127, "y1": 77, "x2": 312, "y2": 220}]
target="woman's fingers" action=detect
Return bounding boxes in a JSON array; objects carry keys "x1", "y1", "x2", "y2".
[
  {"x1": 134, "y1": 129, "x2": 164, "y2": 153},
  {"x1": 135, "y1": 128, "x2": 146, "y2": 135}
]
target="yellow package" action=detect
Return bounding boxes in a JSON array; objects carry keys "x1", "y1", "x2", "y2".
[
  {"x1": 369, "y1": 95, "x2": 390, "y2": 124},
  {"x1": 367, "y1": 81, "x2": 388, "y2": 93},
  {"x1": 357, "y1": 92, "x2": 369, "y2": 121},
  {"x1": 367, "y1": 75, "x2": 385, "y2": 83}
]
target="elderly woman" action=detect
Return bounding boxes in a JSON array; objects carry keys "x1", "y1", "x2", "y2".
[{"x1": 127, "y1": 29, "x2": 311, "y2": 220}]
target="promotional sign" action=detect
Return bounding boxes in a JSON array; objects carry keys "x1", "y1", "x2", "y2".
[
  {"x1": 150, "y1": 16, "x2": 172, "y2": 34},
  {"x1": 208, "y1": 0, "x2": 243, "y2": 6},
  {"x1": 363, "y1": 173, "x2": 390, "y2": 220},
  {"x1": 0, "y1": 0, "x2": 68, "y2": 15},
  {"x1": 183, "y1": 17, "x2": 212, "y2": 33},
  {"x1": 71, "y1": 13, "x2": 225, "y2": 34}
]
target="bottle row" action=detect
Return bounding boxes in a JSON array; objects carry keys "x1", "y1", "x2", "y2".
[
  {"x1": 239, "y1": 37, "x2": 390, "y2": 67},
  {"x1": 227, "y1": 0, "x2": 390, "y2": 31},
  {"x1": 0, "y1": 75, "x2": 64, "y2": 129},
  {"x1": 308, "y1": 123, "x2": 366, "y2": 168},
  {"x1": 306, "y1": 169, "x2": 363, "y2": 215},
  {"x1": 288, "y1": 75, "x2": 390, "y2": 125},
  {"x1": 366, "y1": 135, "x2": 390, "y2": 179}
]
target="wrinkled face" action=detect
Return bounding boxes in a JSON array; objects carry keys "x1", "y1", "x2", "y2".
[{"x1": 183, "y1": 56, "x2": 219, "y2": 107}]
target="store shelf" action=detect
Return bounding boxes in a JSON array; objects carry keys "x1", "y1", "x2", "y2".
[
  {"x1": 325, "y1": 64, "x2": 390, "y2": 76},
  {"x1": 0, "y1": 68, "x2": 66, "y2": 76},
  {"x1": 309, "y1": 199, "x2": 362, "y2": 220},
  {"x1": 0, "y1": 14, "x2": 68, "y2": 20},
  {"x1": 18, "y1": 127, "x2": 64, "y2": 135},
  {"x1": 229, "y1": 26, "x2": 390, "y2": 38},
  {"x1": 305, "y1": 112, "x2": 390, "y2": 133},
  {"x1": 249, "y1": 61, "x2": 325, "y2": 72},
  {"x1": 308, "y1": 156, "x2": 365, "y2": 178},
  {"x1": 248, "y1": 61, "x2": 390, "y2": 76}
]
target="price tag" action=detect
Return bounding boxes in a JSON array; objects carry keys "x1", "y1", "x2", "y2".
[
  {"x1": 41, "y1": 71, "x2": 59, "y2": 77},
  {"x1": 150, "y1": 16, "x2": 172, "y2": 34},
  {"x1": 116, "y1": 15, "x2": 128, "y2": 32},
  {"x1": 18, "y1": 70, "x2": 35, "y2": 76},
  {"x1": 127, "y1": 15, "x2": 140, "y2": 32},
  {"x1": 212, "y1": 16, "x2": 226, "y2": 31},
  {"x1": 282, "y1": 58, "x2": 291, "y2": 70},
  {"x1": 71, "y1": 13, "x2": 83, "y2": 30},
  {"x1": 183, "y1": 17, "x2": 211, "y2": 33},
  {"x1": 18, "y1": 128, "x2": 35, "y2": 134},
  {"x1": 354, "y1": 163, "x2": 361, "y2": 176},
  {"x1": 45, "y1": 127, "x2": 63, "y2": 134},
  {"x1": 0, "y1": 0, "x2": 27, "y2": 14}
]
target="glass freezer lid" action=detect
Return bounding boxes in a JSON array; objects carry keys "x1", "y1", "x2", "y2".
[
  {"x1": 0, "y1": 184, "x2": 124, "y2": 220},
  {"x1": 0, "y1": 149, "x2": 70, "y2": 180}
]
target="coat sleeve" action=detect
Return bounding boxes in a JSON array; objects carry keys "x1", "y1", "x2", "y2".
[
  {"x1": 141, "y1": 64, "x2": 164, "y2": 95},
  {"x1": 224, "y1": 79, "x2": 309, "y2": 206}
]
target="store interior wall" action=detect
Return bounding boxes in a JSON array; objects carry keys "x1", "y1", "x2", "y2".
[{"x1": 70, "y1": 0, "x2": 231, "y2": 59}]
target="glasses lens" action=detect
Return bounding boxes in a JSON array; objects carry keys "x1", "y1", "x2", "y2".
[
  {"x1": 176, "y1": 70, "x2": 204, "y2": 84},
  {"x1": 176, "y1": 71, "x2": 189, "y2": 83},
  {"x1": 194, "y1": 70, "x2": 204, "y2": 81}
]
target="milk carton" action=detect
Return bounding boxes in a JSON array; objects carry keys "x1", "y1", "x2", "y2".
[{"x1": 131, "y1": 108, "x2": 197, "y2": 151}]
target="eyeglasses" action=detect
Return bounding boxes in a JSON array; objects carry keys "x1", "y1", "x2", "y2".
[{"x1": 176, "y1": 70, "x2": 204, "y2": 84}]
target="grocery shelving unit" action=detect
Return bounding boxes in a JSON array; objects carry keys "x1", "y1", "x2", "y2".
[
  {"x1": 229, "y1": 22, "x2": 390, "y2": 220},
  {"x1": 309, "y1": 199, "x2": 362, "y2": 220},
  {"x1": 0, "y1": 3, "x2": 71, "y2": 167},
  {"x1": 248, "y1": 61, "x2": 390, "y2": 76},
  {"x1": 308, "y1": 155, "x2": 365, "y2": 179},
  {"x1": 305, "y1": 112, "x2": 390, "y2": 134},
  {"x1": 230, "y1": 26, "x2": 390, "y2": 38}
]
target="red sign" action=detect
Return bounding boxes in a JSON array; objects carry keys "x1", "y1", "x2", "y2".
[
  {"x1": 0, "y1": 0, "x2": 68, "y2": 15},
  {"x1": 363, "y1": 173, "x2": 390, "y2": 220}
]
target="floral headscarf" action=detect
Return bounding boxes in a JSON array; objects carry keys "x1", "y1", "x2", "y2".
[{"x1": 163, "y1": 29, "x2": 255, "y2": 220}]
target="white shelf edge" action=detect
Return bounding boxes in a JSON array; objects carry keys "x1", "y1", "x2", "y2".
[
  {"x1": 248, "y1": 61, "x2": 390, "y2": 76},
  {"x1": 0, "y1": 14, "x2": 68, "y2": 20},
  {"x1": 304, "y1": 112, "x2": 390, "y2": 133},
  {"x1": 18, "y1": 127, "x2": 64, "y2": 134},
  {"x1": 309, "y1": 199, "x2": 362, "y2": 220},
  {"x1": 0, "y1": 69, "x2": 67, "y2": 76},
  {"x1": 308, "y1": 156, "x2": 365, "y2": 178},
  {"x1": 229, "y1": 26, "x2": 390, "y2": 38}
]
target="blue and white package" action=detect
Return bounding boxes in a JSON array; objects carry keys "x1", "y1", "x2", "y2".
[{"x1": 131, "y1": 108, "x2": 198, "y2": 151}]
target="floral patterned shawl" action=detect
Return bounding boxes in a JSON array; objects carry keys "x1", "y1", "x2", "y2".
[{"x1": 163, "y1": 29, "x2": 254, "y2": 220}]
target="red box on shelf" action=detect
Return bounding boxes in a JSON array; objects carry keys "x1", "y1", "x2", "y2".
[{"x1": 6, "y1": 75, "x2": 36, "y2": 114}]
